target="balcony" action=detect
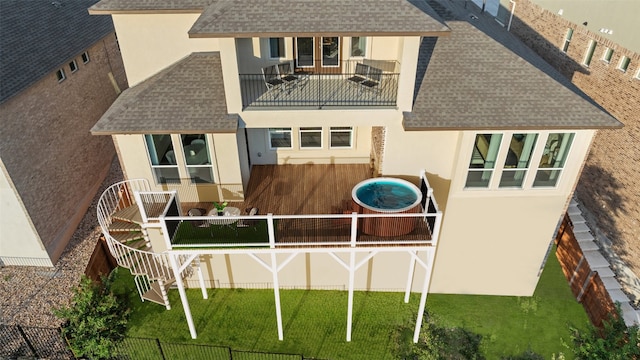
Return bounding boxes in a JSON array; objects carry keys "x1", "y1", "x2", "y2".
[{"x1": 239, "y1": 60, "x2": 400, "y2": 109}]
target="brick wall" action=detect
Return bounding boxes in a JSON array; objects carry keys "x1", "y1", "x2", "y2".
[
  {"x1": 510, "y1": 0, "x2": 640, "y2": 276},
  {"x1": 0, "y1": 33, "x2": 128, "y2": 264}
]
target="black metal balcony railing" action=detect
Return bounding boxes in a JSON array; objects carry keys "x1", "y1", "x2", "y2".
[{"x1": 239, "y1": 60, "x2": 400, "y2": 109}]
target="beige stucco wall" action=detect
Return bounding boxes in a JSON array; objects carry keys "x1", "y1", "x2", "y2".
[
  {"x1": 112, "y1": 13, "x2": 219, "y2": 86},
  {"x1": 429, "y1": 130, "x2": 595, "y2": 296},
  {"x1": 246, "y1": 127, "x2": 372, "y2": 165},
  {"x1": 0, "y1": 161, "x2": 51, "y2": 266}
]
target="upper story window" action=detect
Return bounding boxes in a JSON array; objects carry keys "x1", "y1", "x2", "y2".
[
  {"x1": 635, "y1": 68, "x2": 640, "y2": 80},
  {"x1": 618, "y1": 56, "x2": 631, "y2": 72},
  {"x1": 582, "y1": 40, "x2": 596, "y2": 67},
  {"x1": 330, "y1": 127, "x2": 353, "y2": 148},
  {"x1": 269, "y1": 128, "x2": 292, "y2": 149},
  {"x1": 562, "y1": 28, "x2": 573, "y2": 52},
  {"x1": 145, "y1": 134, "x2": 179, "y2": 184},
  {"x1": 602, "y1": 47, "x2": 613, "y2": 63},
  {"x1": 181, "y1": 135, "x2": 214, "y2": 184},
  {"x1": 56, "y1": 69, "x2": 66, "y2": 82},
  {"x1": 81, "y1": 51, "x2": 90, "y2": 64},
  {"x1": 269, "y1": 38, "x2": 285, "y2": 59},
  {"x1": 69, "y1": 60, "x2": 78, "y2": 73},
  {"x1": 465, "y1": 132, "x2": 575, "y2": 190},
  {"x1": 351, "y1": 37, "x2": 367, "y2": 57},
  {"x1": 299, "y1": 127, "x2": 322, "y2": 149}
]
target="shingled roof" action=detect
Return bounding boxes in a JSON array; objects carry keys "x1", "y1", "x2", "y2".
[
  {"x1": 89, "y1": 0, "x2": 213, "y2": 13},
  {"x1": 91, "y1": 52, "x2": 236, "y2": 135},
  {"x1": 0, "y1": 0, "x2": 114, "y2": 103},
  {"x1": 404, "y1": 1, "x2": 621, "y2": 130}
]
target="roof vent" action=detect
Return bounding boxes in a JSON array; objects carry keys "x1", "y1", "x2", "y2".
[
  {"x1": 51, "y1": 1, "x2": 63, "y2": 8},
  {"x1": 469, "y1": 14, "x2": 478, "y2": 20}
]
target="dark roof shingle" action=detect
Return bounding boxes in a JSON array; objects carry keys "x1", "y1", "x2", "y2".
[
  {"x1": 91, "y1": 52, "x2": 236, "y2": 134},
  {"x1": 0, "y1": 0, "x2": 114, "y2": 103}
]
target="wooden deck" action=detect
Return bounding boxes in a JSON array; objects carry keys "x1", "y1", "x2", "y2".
[{"x1": 180, "y1": 164, "x2": 432, "y2": 247}]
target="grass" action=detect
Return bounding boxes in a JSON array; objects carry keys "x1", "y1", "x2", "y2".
[
  {"x1": 112, "y1": 249, "x2": 589, "y2": 359},
  {"x1": 171, "y1": 220, "x2": 270, "y2": 247}
]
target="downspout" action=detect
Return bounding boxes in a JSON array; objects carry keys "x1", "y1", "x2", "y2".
[{"x1": 507, "y1": 0, "x2": 516, "y2": 32}]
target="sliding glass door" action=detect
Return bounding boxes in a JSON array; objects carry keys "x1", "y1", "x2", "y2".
[{"x1": 295, "y1": 37, "x2": 342, "y2": 73}]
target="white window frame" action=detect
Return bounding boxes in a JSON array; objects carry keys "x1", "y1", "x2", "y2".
[
  {"x1": 299, "y1": 127, "x2": 323, "y2": 149},
  {"x1": 268, "y1": 128, "x2": 293, "y2": 150},
  {"x1": 56, "y1": 69, "x2": 66, "y2": 82},
  {"x1": 144, "y1": 134, "x2": 180, "y2": 184},
  {"x1": 329, "y1": 127, "x2": 354, "y2": 149},
  {"x1": 602, "y1": 47, "x2": 613, "y2": 63},
  {"x1": 618, "y1": 56, "x2": 631, "y2": 72},
  {"x1": 69, "y1": 59, "x2": 78, "y2": 73},
  {"x1": 582, "y1": 40, "x2": 596, "y2": 67},
  {"x1": 635, "y1": 68, "x2": 640, "y2": 80},
  {"x1": 268, "y1": 38, "x2": 285, "y2": 59},
  {"x1": 295, "y1": 37, "x2": 315, "y2": 68},
  {"x1": 562, "y1": 28, "x2": 573, "y2": 52},
  {"x1": 350, "y1": 37, "x2": 367, "y2": 57},
  {"x1": 181, "y1": 135, "x2": 215, "y2": 184},
  {"x1": 81, "y1": 51, "x2": 90, "y2": 64},
  {"x1": 464, "y1": 131, "x2": 575, "y2": 191}
]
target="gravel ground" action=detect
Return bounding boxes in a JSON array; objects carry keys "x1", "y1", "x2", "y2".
[{"x1": 0, "y1": 158, "x2": 123, "y2": 327}]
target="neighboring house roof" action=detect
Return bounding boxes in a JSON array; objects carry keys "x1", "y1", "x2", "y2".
[
  {"x1": 89, "y1": 0, "x2": 451, "y2": 37},
  {"x1": 404, "y1": 2, "x2": 621, "y2": 130},
  {"x1": 0, "y1": 0, "x2": 114, "y2": 104},
  {"x1": 91, "y1": 52, "x2": 237, "y2": 135}
]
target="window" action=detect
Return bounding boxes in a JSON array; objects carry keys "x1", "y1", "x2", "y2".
[
  {"x1": 299, "y1": 127, "x2": 322, "y2": 148},
  {"x1": 618, "y1": 56, "x2": 631, "y2": 72},
  {"x1": 351, "y1": 37, "x2": 366, "y2": 57},
  {"x1": 268, "y1": 128, "x2": 292, "y2": 149},
  {"x1": 56, "y1": 69, "x2": 65, "y2": 82},
  {"x1": 602, "y1": 47, "x2": 613, "y2": 63},
  {"x1": 583, "y1": 40, "x2": 596, "y2": 66},
  {"x1": 499, "y1": 133, "x2": 538, "y2": 188},
  {"x1": 69, "y1": 60, "x2": 78, "y2": 73},
  {"x1": 145, "y1": 134, "x2": 179, "y2": 183},
  {"x1": 562, "y1": 28, "x2": 573, "y2": 52},
  {"x1": 181, "y1": 135, "x2": 214, "y2": 183},
  {"x1": 466, "y1": 134, "x2": 502, "y2": 188},
  {"x1": 465, "y1": 132, "x2": 575, "y2": 190},
  {"x1": 533, "y1": 133, "x2": 574, "y2": 187},
  {"x1": 635, "y1": 68, "x2": 640, "y2": 80},
  {"x1": 81, "y1": 51, "x2": 90, "y2": 64},
  {"x1": 269, "y1": 38, "x2": 285, "y2": 58},
  {"x1": 330, "y1": 127, "x2": 353, "y2": 148}
]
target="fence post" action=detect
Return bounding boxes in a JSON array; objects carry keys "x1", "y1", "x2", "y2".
[
  {"x1": 228, "y1": 346, "x2": 233, "y2": 360},
  {"x1": 17, "y1": 325, "x2": 37, "y2": 357},
  {"x1": 156, "y1": 338, "x2": 167, "y2": 360}
]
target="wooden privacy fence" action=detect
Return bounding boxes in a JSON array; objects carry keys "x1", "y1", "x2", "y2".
[
  {"x1": 555, "y1": 213, "x2": 617, "y2": 328},
  {"x1": 84, "y1": 235, "x2": 118, "y2": 282}
]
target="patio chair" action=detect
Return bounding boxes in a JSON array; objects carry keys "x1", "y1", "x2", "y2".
[
  {"x1": 277, "y1": 61, "x2": 299, "y2": 84},
  {"x1": 237, "y1": 207, "x2": 260, "y2": 232},
  {"x1": 262, "y1": 65, "x2": 284, "y2": 93},
  {"x1": 360, "y1": 66, "x2": 382, "y2": 93},
  {"x1": 346, "y1": 63, "x2": 369, "y2": 85}
]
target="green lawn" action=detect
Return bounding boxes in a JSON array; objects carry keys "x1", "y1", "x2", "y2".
[{"x1": 112, "y1": 250, "x2": 588, "y2": 359}]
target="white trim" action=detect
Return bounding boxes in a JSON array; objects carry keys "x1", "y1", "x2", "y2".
[
  {"x1": 582, "y1": 40, "x2": 596, "y2": 67},
  {"x1": 561, "y1": 28, "x2": 573, "y2": 53},
  {"x1": 299, "y1": 127, "x2": 323, "y2": 149},
  {"x1": 349, "y1": 36, "x2": 367, "y2": 58},
  {"x1": 635, "y1": 68, "x2": 640, "y2": 80},
  {"x1": 268, "y1": 37, "x2": 285, "y2": 59},
  {"x1": 81, "y1": 51, "x2": 90, "y2": 64},
  {"x1": 268, "y1": 128, "x2": 293, "y2": 150},
  {"x1": 295, "y1": 37, "x2": 315, "y2": 68},
  {"x1": 321, "y1": 36, "x2": 340, "y2": 68},
  {"x1": 329, "y1": 126, "x2": 354, "y2": 149},
  {"x1": 618, "y1": 56, "x2": 631, "y2": 72},
  {"x1": 69, "y1": 59, "x2": 78, "y2": 73},
  {"x1": 56, "y1": 68, "x2": 66, "y2": 82},
  {"x1": 601, "y1": 47, "x2": 613, "y2": 63}
]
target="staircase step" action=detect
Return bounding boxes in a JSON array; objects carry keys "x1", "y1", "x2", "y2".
[
  {"x1": 109, "y1": 220, "x2": 141, "y2": 232},
  {"x1": 111, "y1": 231, "x2": 145, "y2": 244},
  {"x1": 142, "y1": 282, "x2": 166, "y2": 305},
  {"x1": 112, "y1": 206, "x2": 143, "y2": 224}
]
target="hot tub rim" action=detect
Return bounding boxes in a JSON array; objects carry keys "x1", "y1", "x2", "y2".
[{"x1": 352, "y1": 177, "x2": 422, "y2": 213}]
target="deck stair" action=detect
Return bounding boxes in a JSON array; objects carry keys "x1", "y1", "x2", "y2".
[{"x1": 97, "y1": 179, "x2": 184, "y2": 309}]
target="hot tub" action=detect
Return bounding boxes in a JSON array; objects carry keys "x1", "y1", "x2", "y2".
[{"x1": 352, "y1": 178, "x2": 422, "y2": 236}]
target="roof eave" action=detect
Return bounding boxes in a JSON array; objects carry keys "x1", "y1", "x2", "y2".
[{"x1": 188, "y1": 30, "x2": 451, "y2": 39}]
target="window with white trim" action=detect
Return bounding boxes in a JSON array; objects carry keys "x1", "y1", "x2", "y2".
[
  {"x1": 181, "y1": 134, "x2": 214, "y2": 183},
  {"x1": 583, "y1": 40, "x2": 596, "y2": 67},
  {"x1": 81, "y1": 51, "x2": 90, "y2": 64},
  {"x1": 533, "y1": 133, "x2": 574, "y2": 187},
  {"x1": 330, "y1": 127, "x2": 353, "y2": 148},
  {"x1": 562, "y1": 28, "x2": 573, "y2": 52},
  {"x1": 465, "y1": 132, "x2": 575, "y2": 190},
  {"x1": 269, "y1": 38, "x2": 285, "y2": 59},
  {"x1": 618, "y1": 56, "x2": 631, "y2": 72},
  {"x1": 635, "y1": 68, "x2": 640, "y2": 80},
  {"x1": 56, "y1": 69, "x2": 65, "y2": 82},
  {"x1": 299, "y1": 127, "x2": 322, "y2": 148},
  {"x1": 69, "y1": 60, "x2": 78, "y2": 73},
  {"x1": 602, "y1": 47, "x2": 613, "y2": 63},
  {"x1": 268, "y1": 128, "x2": 292, "y2": 149},
  {"x1": 145, "y1": 134, "x2": 179, "y2": 184},
  {"x1": 350, "y1": 37, "x2": 366, "y2": 57}
]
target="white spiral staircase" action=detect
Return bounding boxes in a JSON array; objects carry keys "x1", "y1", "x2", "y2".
[{"x1": 97, "y1": 179, "x2": 187, "y2": 309}]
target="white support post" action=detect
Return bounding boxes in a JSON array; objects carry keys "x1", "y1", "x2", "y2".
[
  {"x1": 270, "y1": 252, "x2": 284, "y2": 340},
  {"x1": 267, "y1": 213, "x2": 276, "y2": 248},
  {"x1": 350, "y1": 212, "x2": 358, "y2": 247},
  {"x1": 346, "y1": 250, "x2": 356, "y2": 342},
  {"x1": 168, "y1": 253, "x2": 197, "y2": 339},
  {"x1": 196, "y1": 256, "x2": 208, "y2": 299},
  {"x1": 413, "y1": 249, "x2": 437, "y2": 343},
  {"x1": 404, "y1": 250, "x2": 417, "y2": 303}
]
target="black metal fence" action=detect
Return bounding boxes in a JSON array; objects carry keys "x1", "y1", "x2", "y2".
[
  {"x1": 0, "y1": 325, "x2": 328, "y2": 360},
  {"x1": 0, "y1": 324, "x2": 74, "y2": 359}
]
